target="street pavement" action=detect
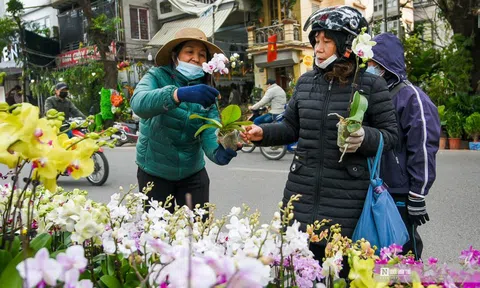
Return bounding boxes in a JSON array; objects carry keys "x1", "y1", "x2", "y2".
[{"x1": 2, "y1": 145, "x2": 479, "y2": 265}]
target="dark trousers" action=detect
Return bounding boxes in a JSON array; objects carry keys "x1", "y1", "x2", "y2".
[
  {"x1": 392, "y1": 194, "x2": 423, "y2": 259},
  {"x1": 253, "y1": 113, "x2": 278, "y2": 125},
  {"x1": 137, "y1": 167, "x2": 210, "y2": 212}
]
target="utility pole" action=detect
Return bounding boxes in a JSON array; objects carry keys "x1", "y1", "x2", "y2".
[
  {"x1": 397, "y1": 0, "x2": 403, "y2": 39},
  {"x1": 383, "y1": 0, "x2": 388, "y2": 33},
  {"x1": 212, "y1": 5, "x2": 216, "y2": 44}
]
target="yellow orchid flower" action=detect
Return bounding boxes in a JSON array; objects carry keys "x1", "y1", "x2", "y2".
[
  {"x1": 36, "y1": 172, "x2": 59, "y2": 193},
  {"x1": 0, "y1": 149, "x2": 22, "y2": 169},
  {"x1": 11, "y1": 118, "x2": 61, "y2": 160},
  {"x1": 348, "y1": 252, "x2": 388, "y2": 288},
  {"x1": 31, "y1": 147, "x2": 75, "y2": 190},
  {"x1": 411, "y1": 271, "x2": 425, "y2": 288},
  {"x1": 9, "y1": 104, "x2": 39, "y2": 141},
  {"x1": 67, "y1": 152, "x2": 94, "y2": 179},
  {"x1": 71, "y1": 138, "x2": 99, "y2": 158}
]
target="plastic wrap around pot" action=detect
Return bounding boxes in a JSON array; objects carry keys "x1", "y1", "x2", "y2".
[
  {"x1": 337, "y1": 121, "x2": 350, "y2": 148},
  {"x1": 218, "y1": 130, "x2": 241, "y2": 150}
]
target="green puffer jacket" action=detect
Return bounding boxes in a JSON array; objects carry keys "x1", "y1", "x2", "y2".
[{"x1": 130, "y1": 66, "x2": 220, "y2": 181}]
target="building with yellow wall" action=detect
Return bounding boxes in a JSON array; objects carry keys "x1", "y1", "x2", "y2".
[{"x1": 246, "y1": 0, "x2": 370, "y2": 94}]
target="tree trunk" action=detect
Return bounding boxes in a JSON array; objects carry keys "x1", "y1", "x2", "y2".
[
  {"x1": 103, "y1": 60, "x2": 118, "y2": 89},
  {"x1": 79, "y1": 0, "x2": 118, "y2": 90}
]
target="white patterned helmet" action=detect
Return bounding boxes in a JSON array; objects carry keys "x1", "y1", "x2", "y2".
[{"x1": 304, "y1": 6, "x2": 368, "y2": 56}]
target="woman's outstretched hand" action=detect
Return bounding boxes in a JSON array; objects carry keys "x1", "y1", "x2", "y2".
[{"x1": 240, "y1": 125, "x2": 264, "y2": 142}]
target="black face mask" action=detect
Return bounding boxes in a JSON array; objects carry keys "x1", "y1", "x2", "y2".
[{"x1": 59, "y1": 91, "x2": 68, "y2": 98}]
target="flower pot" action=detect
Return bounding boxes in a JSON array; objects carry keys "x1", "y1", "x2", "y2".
[
  {"x1": 439, "y1": 137, "x2": 447, "y2": 150},
  {"x1": 218, "y1": 130, "x2": 241, "y2": 151},
  {"x1": 469, "y1": 142, "x2": 480, "y2": 150},
  {"x1": 448, "y1": 138, "x2": 462, "y2": 150}
]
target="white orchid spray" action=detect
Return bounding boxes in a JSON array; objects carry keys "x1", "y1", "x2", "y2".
[{"x1": 351, "y1": 31, "x2": 376, "y2": 65}]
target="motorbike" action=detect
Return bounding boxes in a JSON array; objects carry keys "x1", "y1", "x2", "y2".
[
  {"x1": 58, "y1": 118, "x2": 110, "y2": 186},
  {"x1": 111, "y1": 120, "x2": 139, "y2": 147},
  {"x1": 241, "y1": 107, "x2": 297, "y2": 160}
]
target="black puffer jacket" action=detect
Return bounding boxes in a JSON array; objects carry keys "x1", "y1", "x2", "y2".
[{"x1": 258, "y1": 67, "x2": 398, "y2": 237}]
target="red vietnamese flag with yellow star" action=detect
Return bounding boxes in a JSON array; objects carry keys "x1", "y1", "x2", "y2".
[{"x1": 267, "y1": 34, "x2": 277, "y2": 62}]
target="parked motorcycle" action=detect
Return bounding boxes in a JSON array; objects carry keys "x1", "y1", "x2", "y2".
[
  {"x1": 58, "y1": 118, "x2": 110, "y2": 186},
  {"x1": 111, "y1": 120, "x2": 139, "y2": 147},
  {"x1": 241, "y1": 108, "x2": 297, "y2": 160}
]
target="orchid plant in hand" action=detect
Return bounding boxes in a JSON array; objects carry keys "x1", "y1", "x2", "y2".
[
  {"x1": 329, "y1": 28, "x2": 376, "y2": 162},
  {"x1": 190, "y1": 53, "x2": 252, "y2": 150}
]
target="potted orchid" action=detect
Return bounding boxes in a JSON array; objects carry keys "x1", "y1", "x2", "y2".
[
  {"x1": 190, "y1": 53, "x2": 252, "y2": 150},
  {"x1": 330, "y1": 27, "x2": 375, "y2": 162}
]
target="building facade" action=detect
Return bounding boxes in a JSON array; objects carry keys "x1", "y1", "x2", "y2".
[
  {"x1": 147, "y1": 0, "x2": 256, "y2": 105},
  {"x1": 246, "y1": 0, "x2": 371, "y2": 94},
  {"x1": 413, "y1": 0, "x2": 451, "y2": 47}
]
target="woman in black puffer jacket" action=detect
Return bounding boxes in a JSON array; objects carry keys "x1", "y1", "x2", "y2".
[{"x1": 242, "y1": 6, "x2": 398, "y2": 262}]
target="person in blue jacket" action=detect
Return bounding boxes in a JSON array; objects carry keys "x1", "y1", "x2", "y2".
[
  {"x1": 130, "y1": 28, "x2": 238, "y2": 210},
  {"x1": 367, "y1": 33, "x2": 441, "y2": 259}
]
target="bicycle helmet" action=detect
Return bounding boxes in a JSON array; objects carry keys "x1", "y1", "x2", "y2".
[{"x1": 304, "y1": 5, "x2": 368, "y2": 59}]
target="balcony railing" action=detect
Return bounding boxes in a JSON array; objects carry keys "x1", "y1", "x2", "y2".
[
  {"x1": 255, "y1": 24, "x2": 285, "y2": 44},
  {"x1": 252, "y1": 23, "x2": 301, "y2": 45}
]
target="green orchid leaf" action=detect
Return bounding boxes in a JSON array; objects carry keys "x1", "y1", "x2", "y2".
[
  {"x1": 10, "y1": 236, "x2": 20, "y2": 258},
  {"x1": 0, "y1": 250, "x2": 12, "y2": 275},
  {"x1": 348, "y1": 91, "x2": 368, "y2": 123},
  {"x1": 30, "y1": 233, "x2": 52, "y2": 252},
  {"x1": 100, "y1": 275, "x2": 122, "y2": 288},
  {"x1": 194, "y1": 124, "x2": 219, "y2": 137},
  {"x1": 106, "y1": 255, "x2": 115, "y2": 276},
  {"x1": 221, "y1": 105, "x2": 242, "y2": 126},
  {"x1": 189, "y1": 114, "x2": 222, "y2": 127},
  {"x1": 0, "y1": 247, "x2": 34, "y2": 288},
  {"x1": 232, "y1": 121, "x2": 253, "y2": 126}
]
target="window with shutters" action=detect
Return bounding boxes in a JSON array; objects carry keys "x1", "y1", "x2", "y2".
[{"x1": 130, "y1": 7, "x2": 149, "y2": 40}]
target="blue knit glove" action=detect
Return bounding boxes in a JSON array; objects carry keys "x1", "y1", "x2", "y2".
[
  {"x1": 176, "y1": 84, "x2": 219, "y2": 108},
  {"x1": 214, "y1": 145, "x2": 237, "y2": 165}
]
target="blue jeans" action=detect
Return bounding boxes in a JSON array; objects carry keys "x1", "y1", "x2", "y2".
[{"x1": 253, "y1": 113, "x2": 278, "y2": 125}]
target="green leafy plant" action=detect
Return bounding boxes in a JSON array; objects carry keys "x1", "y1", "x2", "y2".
[
  {"x1": 329, "y1": 91, "x2": 369, "y2": 162},
  {"x1": 445, "y1": 111, "x2": 464, "y2": 139},
  {"x1": 438, "y1": 105, "x2": 447, "y2": 127},
  {"x1": 464, "y1": 112, "x2": 480, "y2": 142},
  {"x1": 190, "y1": 104, "x2": 252, "y2": 138}
]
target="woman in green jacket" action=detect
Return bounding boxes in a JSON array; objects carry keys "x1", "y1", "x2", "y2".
[{"x1": 130, "y1": 28, "x2": 238, "y2": 210}]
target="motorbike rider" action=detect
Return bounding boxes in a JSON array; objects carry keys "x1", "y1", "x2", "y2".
[
  {"x1": 248, "y1": 79, "x2": 286, "y2": 125},
  {"x1": 45, "y1": 82, "x2": 85, "y2": 138},
  {"x1": 45, "y1": 82, "x2": 86, "y2": 119}
]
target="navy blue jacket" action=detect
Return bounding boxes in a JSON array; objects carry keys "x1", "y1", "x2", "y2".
[{"x1": 372, "y1": 33, "x2": 441, "y2": 197}]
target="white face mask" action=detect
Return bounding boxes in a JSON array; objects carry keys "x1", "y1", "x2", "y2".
[
  {"x1": 176, "y1": 58, "x2": 205, "y2": 80},
  {"x1": 315, "y1": 54, "x2": 338, "y2": 69}
]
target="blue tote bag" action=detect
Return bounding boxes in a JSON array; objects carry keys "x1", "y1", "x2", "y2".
[{"x1": 352, "y1": 133, "x2": 409, "y2": 252}]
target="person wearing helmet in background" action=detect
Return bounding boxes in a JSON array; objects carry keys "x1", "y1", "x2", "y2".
[{"x1": 241, "y1": 6, "x2": 398, "y2": 265}]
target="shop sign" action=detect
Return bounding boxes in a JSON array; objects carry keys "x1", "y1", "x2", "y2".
[
  {"x1": 57, "y1": 46, "x2": 101, "y2": 68},
  {"x1": 303, "y1": 55, "x2": 313, "y2": 67},
  {"x1": 1, "y1": 44, "x2": 19, "y2": 63}
]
